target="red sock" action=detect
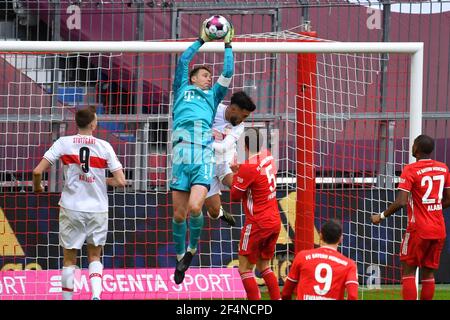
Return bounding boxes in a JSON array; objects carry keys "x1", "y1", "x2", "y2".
[
  {"x1": 420, "y1": 278, "x2": 435, "y2": 300},
  {"x1": 240, "y1": 271, "x2": 261, "y2": 300},
  {"x1": 261, "y1": 268, "x2": 281, "y2": 300},
  {"x1": 402, "y1": 276, "x2": 417, "y2": 300}
]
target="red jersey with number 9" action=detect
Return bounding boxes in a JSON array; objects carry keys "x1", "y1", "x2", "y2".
[
  {"x1": 231, "y1": 150, "x2": 279, "y2": 227},
  {"x1": 287, "y1": 246, "x2": 358, "y2": 300},
  {"x1": 398, "y1": 159, "x2": 450, "y2": 239}
]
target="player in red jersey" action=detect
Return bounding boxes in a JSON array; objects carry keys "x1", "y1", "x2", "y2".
[
  {"x1": 372, "y1": 134, "x2": 450, "y2": 300},
  {"x1": 32, "y1": 106, "x2": 126, "y2": 300},
  {"x1": 230, "y1": 128, "x2": 281, "y2": 300},
  {"x1": 282, "y1": 219, "x2": 358, "y2": 300}
]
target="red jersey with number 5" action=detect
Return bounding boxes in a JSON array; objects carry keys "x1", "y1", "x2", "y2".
[
  {"x1": 398, "y1": 159, "x2": 450, "y2": 239},
  {"x1": 231, "y1": 150, "x2": 279, "y2": 227},
  {"x1": 287, "y1": 246, "x2": 358, "y2": 300}
]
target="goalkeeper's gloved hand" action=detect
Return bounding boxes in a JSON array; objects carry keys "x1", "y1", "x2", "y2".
[
  {"x1": 200, "y1": 19, "x2": 211, "y2": 43},
  {"x1": 224, "y1": 23, "x2": 234, "y2": 45}
]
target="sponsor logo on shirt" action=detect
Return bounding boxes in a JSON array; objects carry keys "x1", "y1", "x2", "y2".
[{"x1": 184, "y1": 90, "x2": 195, "y2": 102}]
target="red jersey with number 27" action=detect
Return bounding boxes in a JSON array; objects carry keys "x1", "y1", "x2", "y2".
[
  {"x1": 398, "y1": 159, "x2": 450, "y2": 239},
  {"x1": 231, "y1": 150, "x2": 279, "y2": 227}
]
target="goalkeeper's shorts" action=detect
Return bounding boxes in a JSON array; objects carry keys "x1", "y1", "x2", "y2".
[
  {"x1": 170, "y1": 142, "x2": 215, "y2": 192},
  {"x1": 59, "y1": 207, "x2": 108, "y2": 249}
]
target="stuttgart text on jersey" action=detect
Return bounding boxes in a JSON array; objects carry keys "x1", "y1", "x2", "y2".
[{"x1": 72, "y1": 136, "x2": 96, "y2": 145}]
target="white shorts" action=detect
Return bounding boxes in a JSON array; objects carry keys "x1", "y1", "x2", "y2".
[
  {"x1": 59, "y1": 207, "x2": 108, "y2": 249},
  {"x1": 207, "y1": 163, "x2": 232, "y2": 198}
]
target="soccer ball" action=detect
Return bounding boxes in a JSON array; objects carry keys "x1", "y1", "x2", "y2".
[{"x1": 204, "y1": 15, "x2": 230, "y2": 40}]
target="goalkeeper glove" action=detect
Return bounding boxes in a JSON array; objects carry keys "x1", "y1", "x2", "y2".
[
  {"x1": 224, "y1": 23, "x2": 234, "y2": 45},
  {"x1": 199, "y1": 19, "x2": 211, "y2": 43}
]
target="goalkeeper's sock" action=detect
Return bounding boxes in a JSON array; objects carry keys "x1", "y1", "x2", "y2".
[
  {"x1": 61, "y1": 266, "x2": 75, "y2": 300},
  {"x1": 172, "y1": 219, "x2": 187, "y2": 261},
  {"x1": 261, "y1": 268, "x2": 281, "y2": 300},
  {"x1": 89, "y1": 261, "x2": 103, "y2": 300},
  {"x1": 240, "y1": 271, "x2": 261, "y2": 300},
  {"x1": 420, "y1": 278, "x2": 435, "y2": 300},
  {"x1": 402, "y1": 276, "x2": 417, "y2": 300},
  {"x1": 188, "y1": 213, "x2": 204, "y2": 253}
]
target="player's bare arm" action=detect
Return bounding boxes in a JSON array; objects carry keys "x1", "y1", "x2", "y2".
[
  {"x1": 32, "y1": 158, "x2": 52, "y2": 193},
  {"x1": 106, "y1": 169, "x2": 127, "y2": 187},
  {"x1": 372, "y1": 190, "x2": 408, "y2": 224}
]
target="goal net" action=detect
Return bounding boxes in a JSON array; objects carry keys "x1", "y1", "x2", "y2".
[{"x1": 0, "y1": 32, "x2": 422, "y2": 300}]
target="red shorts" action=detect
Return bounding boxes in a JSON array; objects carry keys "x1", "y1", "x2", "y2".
[
  {"x1": 238, "y1": 221, "x2": 280, "y2": 264},
  {"x1": 400, "y1": 231, "x2": 445, "y2": 269}
]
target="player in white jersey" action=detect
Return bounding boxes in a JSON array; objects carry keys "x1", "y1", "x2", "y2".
[
  {"x1": 205, "y1": 91, "x2": 256, "y2": 226},
  {"x1": 32, "y1": 106, "x2": 126, "y2": 300}
]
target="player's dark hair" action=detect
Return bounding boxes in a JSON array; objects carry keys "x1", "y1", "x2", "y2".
[
  {"x1": 414, "y1": 134, "x2": 434, "y2": 155},
  {"x1": 75, "y1": 105, "x2": 96, "y2": 129},
  {"x1": 189, "y1": 65, "x2": 211, "y2": 83},
  {"x1": 321, "y1": 219, "x2": 342, "y2": 245},
  {"x1": 231, "y1": 91, "x2": 256, "y2": 112},
  {"x1": 244, "y1": 128, "x2": 264, "y2": 154}
]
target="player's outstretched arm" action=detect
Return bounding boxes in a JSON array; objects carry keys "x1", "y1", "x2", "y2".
[
  {"x1": 32, "y1": 158, "x2": 51, "y2": 193},
  {"x1": 224, "y1": 22, "x2": 234, "y2": 46},
  {"x1": 172, "y1": 24, "x2": 208, "y2": 94},
  {"x1": 371, "y1": 190, "x2": 408, "y2": 224},
  {"x1": 221, "y1": 22, "x2": 234, "y2": 79},
  {"x1": 212, "y1": 24, "x2": 234, "y2": 105}
]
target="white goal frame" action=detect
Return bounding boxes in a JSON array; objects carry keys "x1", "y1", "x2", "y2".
[{"x1": 1, "y1": 40, "x2": 423, "y2": 162}]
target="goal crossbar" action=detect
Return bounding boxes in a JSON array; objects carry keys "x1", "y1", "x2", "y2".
[
  {"x1": 0, "y1": 40, "x2": 423, "y2": 54},
  {"x1": 0, "y1": 40, "x2": 423, "y2": 163}
]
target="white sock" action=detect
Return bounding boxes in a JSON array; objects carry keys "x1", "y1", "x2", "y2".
[
  {"x1": 206, "y1": 207, "x2": 223, "y2": 220},
  {"x1": 218, "y1": 207, "x2": 224, "y2": 218},
  {"x1": 187, "y1": 246, "x2": 197, "y2": 255},
  {"x1": 61, "y1": 266, "x2": 75, "y2": 300},
  {"x1": 89, "y1": 261, "x2": 103, "y2": 300},
  {"x1": 176, "y1": 253, "x2": 185, "y2": 261}
]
